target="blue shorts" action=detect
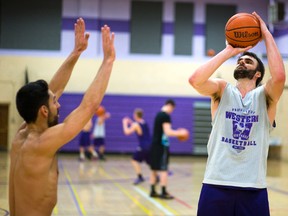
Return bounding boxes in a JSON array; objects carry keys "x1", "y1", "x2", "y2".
[
  {"x1": 93, "y1": 137, "x2": 105, "y2": 147},
  {"x1": 197, "y1": 184, "x2": 270, "y2": 216},
  {"x1": 79, "y1": 131, "x2": 91, "y2": 147},
  {"x1": 132, "y1": 147, "x2": 150, "y2": 164}
]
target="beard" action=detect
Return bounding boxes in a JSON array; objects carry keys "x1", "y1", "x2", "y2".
[
  {"x1": 47, "y1": 109, "x2": 59, "y2": 127},
  {"x1": 233, "y1": 66, "x2": 257, "y2": 81}
]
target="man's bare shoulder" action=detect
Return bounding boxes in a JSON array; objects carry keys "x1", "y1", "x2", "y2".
[
  {"x1": 12, "y1": 126, "x2": 50, "y2": 156},
  {"x1": 11, "y1": 126, "x2": 28, "y2": 151}
]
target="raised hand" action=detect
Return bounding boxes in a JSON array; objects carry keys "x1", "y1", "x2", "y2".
[
  {"x1": 101, "y1": 25, "x2": 116, "y2": 63},
  {"x1": 252, "y1": 12, "x2": 270, "y2": 41},
  {"x1": 74, "y1": 18, "x2": 90, "y2": 53}
]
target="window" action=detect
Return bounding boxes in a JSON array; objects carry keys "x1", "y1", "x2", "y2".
[
  {"x1": 205, "y1": 4, "x2": 236, "y2": 55},
  {"x1": 0, "y1": 0, "x2": 62, "y2": 50},
  {"x1": 174, "y1": 2, "x2": 194, "y2": 55},
  {"x1": 130, "y1": 1, "x2": 163, "y2": 54}
]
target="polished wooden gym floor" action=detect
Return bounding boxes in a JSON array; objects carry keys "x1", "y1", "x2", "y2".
[{"x1": 0, "y1": 152, "x2": 287, "y2": 216}]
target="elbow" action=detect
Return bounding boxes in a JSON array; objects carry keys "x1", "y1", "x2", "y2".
[
  {"x1": 280, "y1": 71, "x2": 286, "y2": 82},
  {"x1": 275, "y1": 70, "x2": 286, "y2": 85},
  {"x1": 189, "y1": 74, "x2": 201, "y2": 89},
  {"x1": 188, "y1": 74, "x2": 197, "y2": 88}
]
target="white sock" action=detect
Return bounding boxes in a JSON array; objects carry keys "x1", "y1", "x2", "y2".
[
  {"x1": 80, "y1": 152, "x2": 85, "y2": 159},
  {"x1": 92, "y1": 150, "x2": 98, "y2": 157}
]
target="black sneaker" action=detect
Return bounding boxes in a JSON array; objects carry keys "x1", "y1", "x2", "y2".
[
  {"x1": 150, "y1": 191, "x2": 160, "y2": 198},
  {"x1": 160, "y1": 193, "x2": 174, "y2": 200}
]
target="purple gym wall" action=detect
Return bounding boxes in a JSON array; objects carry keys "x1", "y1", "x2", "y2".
[{"x1": 58, "y1": 93, "x2": 210, "y2": 155}]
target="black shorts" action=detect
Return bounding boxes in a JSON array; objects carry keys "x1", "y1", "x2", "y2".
[
  {"x1": 149, "y1": 144, "x2": 169, "y2": 171},
  {"x1": 132, "y1": 147, "x2": 150, "y2": 164}
]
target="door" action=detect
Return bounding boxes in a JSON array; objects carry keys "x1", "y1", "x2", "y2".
[{"x1": 0, "y1": 104, "x2": 9, "y2": 151}]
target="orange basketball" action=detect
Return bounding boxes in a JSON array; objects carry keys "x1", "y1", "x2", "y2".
[
  {"x1": 95, "y1": 105, "x2": 106, "y2": 116},
  {"x1": 207, "y1": 49, "x2": 215, "y2": 57},
  {"x1": 225, "y1": 13, "x2": 261, "y2": 48},
  {"x1": 177, "y1": 128, "x2": 190, "y2": 142}
]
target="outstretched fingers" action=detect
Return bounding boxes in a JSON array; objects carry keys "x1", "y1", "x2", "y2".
[
  {"x1": 74, "y1": 17, "x2": 89, "y2": 53},
  {"x1": 101, "y1": 25, "x2": 115, "y2": 62}
]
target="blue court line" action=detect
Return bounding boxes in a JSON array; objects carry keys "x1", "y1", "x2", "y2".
[
  {"x1": 0, "y1": 208, "x2": 9, "y2": 216},
  {"x1": 59, "y1": 161, "x2": 86, "y2": 216}
]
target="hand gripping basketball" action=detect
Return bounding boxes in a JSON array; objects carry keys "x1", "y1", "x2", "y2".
[
  {"x1": 177, "y1": 128, "x2": 190, "y2": 142},
  {"x1": 225, "y1": 13, "x2": 261, "y2": 48}
]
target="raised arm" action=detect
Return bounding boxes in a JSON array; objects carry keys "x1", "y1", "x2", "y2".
[
  {"x1": 188, "y1": 45, "x2": 250, "y2": 97},
  {"x1": 49, "y1": 18, "x2": 90, "y2": 99},
  {"x1": 40, "y1": 25, "x2": 115, "y2": 155},
  {"x1": 122, "y1": 117, "x2": 141, "y2": 135},
  {"x1": 253, "y1": 12, "x2": 286, "y2": 105}
]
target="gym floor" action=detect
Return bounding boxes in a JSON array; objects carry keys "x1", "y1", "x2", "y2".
[{"x1": 0, "y1": 152, "x2": 287, "y2": 216}]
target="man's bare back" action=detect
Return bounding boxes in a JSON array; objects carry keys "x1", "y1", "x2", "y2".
[
  {"x1": 10, "y1": 126, "x2": 58, "y2": 216},
  {"x1": 9, "y1": 18, "x2": 115, "y2": 216}
]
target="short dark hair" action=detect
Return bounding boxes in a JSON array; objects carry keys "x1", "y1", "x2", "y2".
[
  {"x1": 165, "y1": 99, "x2": 176, "y2": 107},
  {"x1": 240, "y1": 51, "x2": 265, "y2": 86},
  {"x1": 134, "y1": 108, "x2": 143, "y2": 118},
  {"x1": 16, "y1": 79, "x2": 50, "y2": 123}
]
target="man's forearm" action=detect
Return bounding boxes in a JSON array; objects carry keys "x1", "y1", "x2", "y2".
[{"x1": 49, "y1": 51, "x2": 82, "y2": 99}]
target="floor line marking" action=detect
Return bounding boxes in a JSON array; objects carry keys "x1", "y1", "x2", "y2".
[
  {"x1": 111, "y1": 168, "x2": 180, "y2": 216},
  {"x1": 268, "y1": 186, "x2": 288, "y2": 196},
  {"x1": 134, "y1": 187, "x2": 176, "y2": 216},
  {"x1": 113, "y1": 169, "x2": 183, "y2": 215},
  {"x1": 52, "y1": 204, "x2": 58, "y2": 215},
  {"x1": 99, "y1": 167, "x2": 153, "y2": 216},
  {"x1": 60, "y1": 161, "x2": 87, "y2": 216}
]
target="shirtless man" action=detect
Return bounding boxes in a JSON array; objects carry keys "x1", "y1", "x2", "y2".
[{"x1": 9, "y1": 18, "x2": 115, "y2": 216}]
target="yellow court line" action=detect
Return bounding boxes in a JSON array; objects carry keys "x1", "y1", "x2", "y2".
[
  {"x1": 137, "y1": 185, "x2": 180, "y2": 216},
  {"x1": 52, "y1": 204, "x2": 58, "y2": 215},
  {"x1": 63, "y1": 168, "x2": 87, "y2": 216},
  {"x1": 99, "y1": 167, "x2": 153, "y2": 216},
  {"x1": 111, "y1": 168, "x2": 180, "y2": 216}
]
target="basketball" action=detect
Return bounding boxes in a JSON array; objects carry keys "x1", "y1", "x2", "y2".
[
  {"x1": 177, "y1": 128, "x2": 190, "y2": 142},
  {"x1": 225, "y1": 13, "x2": 261, "y2": 48},
  {"x1": 95, "y1": 105, "x2": 106, "y2": 116},
  {"x1": 207, "y1": 49, "x2": 215, "y2": 57}
]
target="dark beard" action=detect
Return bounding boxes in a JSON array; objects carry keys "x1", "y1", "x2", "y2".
[
  {"x1": 47, "y1": 110, "x2": 59, "y2": 127},
  {"x1": 233, "y1": 67, "x2": 257, "y2": 81}
]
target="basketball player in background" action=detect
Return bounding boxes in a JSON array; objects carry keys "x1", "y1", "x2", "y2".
[
  {"x1": 122, "y1": 108, "x2": 151, "y2": 185},
  {"x1": 149, "y1": 99, "x2": 189, "y2": 199},
  {"x1": 9, "y1": 18, "x2": 115, "y2": 216},
  {"x1": 92, "y1": 108, "x2": 111, "y2": 161},
  {"x1": 189, "y1": 12, "x2": 285, "y2": 216},
  {"x1": 78, "y1": 118, "x2": 98, "y2": 161}
]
